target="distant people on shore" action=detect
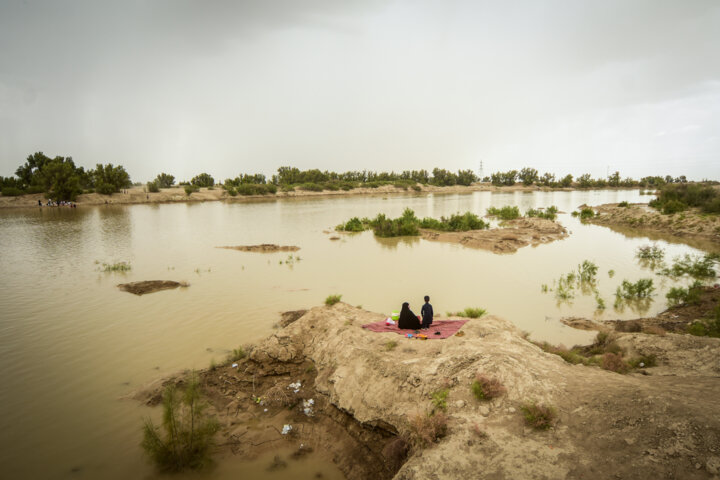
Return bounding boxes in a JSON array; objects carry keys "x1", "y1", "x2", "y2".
[{"x1": 41, "y1": 199, "x2": 76, "y2": 208}]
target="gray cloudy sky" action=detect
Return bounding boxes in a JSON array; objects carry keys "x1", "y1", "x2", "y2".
[{"x1": 1, "y1": 0, "x2": 719, "y2": 182}]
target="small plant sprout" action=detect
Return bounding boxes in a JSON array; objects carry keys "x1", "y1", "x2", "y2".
[
  {"x1": 448, "y1": 308, "x2": 486, "y2": 318},
  {"x1": 384, "y1": 340, "x2": 398, "y2": 351},
  {"x1": 430, "y1": 389, "x2": 449, "y2": 412}
]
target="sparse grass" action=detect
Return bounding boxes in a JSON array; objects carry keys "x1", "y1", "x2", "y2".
[
  {"x1": 520, "y1": 402, "x2": 557, "y2": 430},
  {"x1": 227, "y1": 347, "x2": 246, "y2": 363},
  {"x1": 486, "y1": 205, "x2": 520, "y2": 220},
  {"x1": 101, "y1": 261, "x2": 131, "y2": 272},
  {"x1": 325, "y1": 294, "x2": 342, "y2": 306},
  {"x1": 471, "y1": 374, "x2": 506, "y2": 401},
  {"x1": 430, "y1": 389, "x2": 449, "y2": 412},
  {"x1": 405, "y1": 412, "x2": 449, "y2": 450},
  {"x1": 627, "y1": 354, "x2": 657, "y2": 369},
  {"x1": 448, "y1": 307, "x2": 486, "y2": 318},
  {"x1": 141, "y1": 373, "x2": 220, "y2": 471},
  {"x1": 600, "y1": 352, "x2": 630, "y2": 374},
  {"x1": 384, "y1": 340, "x2": 398, "y2": 351},
  {"x1": 209, "y1": 358, "x2": 218, "y2": 371}
]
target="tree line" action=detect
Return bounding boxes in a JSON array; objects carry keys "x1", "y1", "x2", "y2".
[
  {"x1": 1, "y1": 152, "x2": 706, "y2": 201},
  {"x1": 0, "y1": 152, "x2": 131, "y2": 201}
]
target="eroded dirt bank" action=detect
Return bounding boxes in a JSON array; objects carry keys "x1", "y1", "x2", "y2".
[
  {"x1": 138, "y1": 303, "x2": 720, "y2": 479},
  {"x1": 587, "y1": 203, "x2": 720, "y2": 248},
  {"x1": 420, "y1": 217, "x2": 568, "y2": 253}
]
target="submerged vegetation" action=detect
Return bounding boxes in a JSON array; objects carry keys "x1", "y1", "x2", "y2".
[
  {"x1": 100, "y1": 261, "x2": 131, "y2": 272},
  {"x1": 141, "y1": 374, "x2": 219, "y2": 471},
  {"x1": 525, "y1": 205, "x2": 558, "y2": 221},
  {"x1": 659, "y1": 254, "x2": 718, "y2": 279},
  {"x1": 486, "y1": 205, "x2": 520, "y2": 220},
  {"x1": 336, "y1": 208, "x2": 489, "y2": 237}
]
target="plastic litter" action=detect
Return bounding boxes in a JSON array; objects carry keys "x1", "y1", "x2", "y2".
[{"x1": 281, "y1": 424, "x2": 292, "y2": 435}]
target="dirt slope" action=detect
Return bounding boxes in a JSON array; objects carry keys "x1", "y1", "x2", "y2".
[{"x1": 139, "y1": 303, "x2": 720, "y2": 479}]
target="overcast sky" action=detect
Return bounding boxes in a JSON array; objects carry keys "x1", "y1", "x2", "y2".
[{"x1": 1, "y1": 0, "x2": 719, "y2": 182}]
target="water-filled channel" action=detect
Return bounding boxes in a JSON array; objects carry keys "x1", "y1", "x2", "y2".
[{"x1": 0, "y1": 189, "x2": 709, "y2": 478}]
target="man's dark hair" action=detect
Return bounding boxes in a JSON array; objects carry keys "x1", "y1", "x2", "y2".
[{"x1": 424, "y1": 295, "x2": 430, "y2": 302}]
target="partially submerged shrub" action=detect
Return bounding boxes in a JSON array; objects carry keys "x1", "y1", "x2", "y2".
[
  {"x1": 486, "y1": 205, "x2": 520, "y2": 220},
  {"x1": 520, "y1": 402, "x2": 557, "y2": 430},
  {"x1": 525, "y1": 205, "x2": 558, "y2": 220},
  {"x1": 471, "y1": 374, "x2": 506, "y2": 401},
  {"x1": 615, "y1": 278, "x2": 654, "y2": 299},
  {"x1": 419, "y1": 212, "x2": 489, "y2": 231},
  {"x1": 405, "y1": 412, "x2": 448, "y2": 450},
  {"x1": 141, "y1": 374, "x2": 220, "y2": 471},
  {"x1": 102, "y1": 261, "x2": 131, "y2": 272},
  {"x1": 659, "y1": 254, "x2": 717, "y2": 279},
  {"x1": 336, "y1": 216, "x2": 369, "y2": 232},
  {"x1": 636, "y1": 244, "x2": 665, "y2": 261}
]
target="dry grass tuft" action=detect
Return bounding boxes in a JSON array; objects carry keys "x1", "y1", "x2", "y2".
[
  {"x1": 520, "y1": 402, "x2": 557, "y2": 430},
  {"x1": 601, "y1": 352, "x2": 630, "y2": 374},
  {"x1": 405, "y1": 412, "x2": 449, "y2": 450},
  {"x1": 471, "y1": 374, "x2": 506, "y2": 401}
]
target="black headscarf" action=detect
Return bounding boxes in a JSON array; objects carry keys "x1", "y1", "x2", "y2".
[{"x1": 398, "y1": 302, "x2": 421, "y2": 330}]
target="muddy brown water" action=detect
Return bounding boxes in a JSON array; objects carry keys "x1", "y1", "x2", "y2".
[{"x1": 0, "y1": 189, "x2": 712, "y2": 479}]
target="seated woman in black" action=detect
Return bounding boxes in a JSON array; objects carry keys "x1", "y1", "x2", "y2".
[{"x1": 398, "y1": 302, "x2": 421, "y2": 330}]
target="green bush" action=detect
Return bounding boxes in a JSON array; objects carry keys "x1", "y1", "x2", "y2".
[
  {"x1": 298, "y1": 182, "x2": 324, "y2": 192},
  {"x1": 141, "y1": 374, "x2": 219, "y2": 471},
  {"x1": 471, "y1": 375, "x2": 505, "y2": 401},
  {"x1": 687, "y1": 304, "x2": 720, "y2": 338},
  {"x1": 1, "y1": 187, "x2": 24, "y2": 196},
  {"x1": 325, "y1": 294, "x2": 342, "y2": 306},
  {"x1": 618, "y1": 201, "x2": 629, "y2": 207},
  {"x1": 486, "y1": 206, "x2": 520, "y2": 220},
  {"x1": 649, "y1": 183, "x2": 719, "y2": 214},
  {"x1": 666, "y1": 281, "x2": 702, "y2": 306},
  {"x1": 336, "y1": 217, "x2": 368, "y2": 232},
  {"x1": 184, "y1": 185, "x2": 198, "y2": 196},
  {"x1": 235, "y1": 184, "x2": 276, "y2": 195},
  {"x1": 419, "y1": 212, "x2": 488, "y2": 231},
  {"x1": 371, "y1": 208, "x2": 420, "y2": 237},
  {"x1": 575, "y1": 207, "x2": 595, "y2": 219},
  {"x1": 147, "y1": 181, "x2": 160, "y2": 193}
]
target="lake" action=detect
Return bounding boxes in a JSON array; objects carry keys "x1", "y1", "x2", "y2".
[{"x1": 0, "y1": 189, "x2": 708, "y2": 479}]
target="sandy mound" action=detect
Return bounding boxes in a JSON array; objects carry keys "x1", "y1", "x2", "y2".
[
  {"x1": 139, "y1": 303, "x2": 720, "y2": 479},
  {"x1": 421, "y1": 217, "x2": 568, "y2": 253},
  {"x1": 117, "y1": 280, "x2": 187, "y2": 295},
  {"x1": 217, "y1": 244, "x2": 300, "y2": 253},
  {"x1": 587, "y1": 203, "x2": 720, "y2": 249}
]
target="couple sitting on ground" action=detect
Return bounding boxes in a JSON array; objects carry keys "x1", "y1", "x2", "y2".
[{"x1": 398, "y1": 296, "x2": 434, "y2": 330}]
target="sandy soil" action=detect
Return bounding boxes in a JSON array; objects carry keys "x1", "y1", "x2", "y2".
[
  {"x1": 217, "y1": 244, "x2": 300, "y2": 253},
  {"x1": 136, "y1": 303, "x2": 720, "y2": 479},
  {"x1": 587, "y1": 203, "x2": 720, "y2": 249},
  {"x1": 0, "y1": 184, "x2": 638, "y2": 209},
  {"x1": 117, "y1": 280, "x2": 187, "y2": 295},
  {"x1": 420, "y1": 217, "x2": 568, "y2": 253}
]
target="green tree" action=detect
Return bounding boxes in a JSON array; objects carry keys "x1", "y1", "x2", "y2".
[
  {"x1": 559, "y1": 174, "x2": 573, "y2": 187},
  {"x1": 40, "y1": 157, "x2": 84, "y2": 201},
  {"x1": 191, "y1": 173, "x2": 215, "y2": 188},
  {"x1": 456, "y1": 169, "x2": 477, "y2": 186},
  {"x1": 92, "y1": 163, "x2": 131, "y2": 194},
  {"x1": 430, "y1": 168, "x2": 458, "y2": 186},
  {"x1": 578, "y1": 174, "x2": 593, "y2": 188},
  {"x1": 539, "y1": 172, "x2": 555, "y2": 186},
  {"x1": 154, "y1": 173, "x2": 175, "y2": 188},
  {"x1": 608, "y1": 171, "x2": 620, "y2": 187},
  {"x1": 518, "y1": 168, "x2": 539, "y2": 186}
]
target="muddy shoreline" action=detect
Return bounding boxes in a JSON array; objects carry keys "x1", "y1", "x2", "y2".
[
  {"x1": 136, "y1": 303, "x2": 720, "y2": 479},
  {"x1": 0, "y1": 185, "x2": 642, "y2": 209},
  {"x1": 586, "y1": 203, "x2": 720, "y2": 249}
]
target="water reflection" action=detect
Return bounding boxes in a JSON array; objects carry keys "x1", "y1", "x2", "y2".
[{"x1": 374, "y1": 236, "x2": 421, "y2": 250}]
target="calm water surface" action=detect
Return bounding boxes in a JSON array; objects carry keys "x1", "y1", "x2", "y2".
[{"x1": 0, "y1": 190, "x2": 710, "y2": 479}]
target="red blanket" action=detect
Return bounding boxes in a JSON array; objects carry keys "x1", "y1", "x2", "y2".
[{"x1": 361, "y1": 319, "x2": 468, "y2": 339}]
